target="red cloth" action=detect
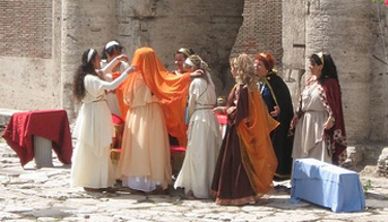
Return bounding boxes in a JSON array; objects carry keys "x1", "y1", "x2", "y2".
[
  {"x1": 111, "y1": 113, "x2": 124, "y2": 124},
  {"x1": 216, "y1": 113, "x2": 228, "y2": 125},
  {"x1": 170, "y1": 145, "x2": 186, "y2": 153},
  {"x1": 2, "y1": 110, "x2": 72, "y2": 166},
  {"x1": 321, "y1": 78, "x2": 347, "y2": 164}
]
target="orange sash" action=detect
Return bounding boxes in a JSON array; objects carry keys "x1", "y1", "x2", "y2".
[{"x1": 237, "y1": 89, "x2": 279, "y2": 194}]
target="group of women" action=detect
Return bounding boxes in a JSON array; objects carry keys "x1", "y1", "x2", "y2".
[{"x1": 70, "y1": 40, "x2": 347, "y2": 206}]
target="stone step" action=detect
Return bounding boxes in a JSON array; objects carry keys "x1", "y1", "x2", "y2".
[{"x1": 0, "y1": 108, "x2": 21, "y2": 127}]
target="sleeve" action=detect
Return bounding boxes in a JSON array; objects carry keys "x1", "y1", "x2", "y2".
[
  {"x1": 84, "y1": 72, "x2": 129, "y2": 96},
  {"x1": 234, "y1": 86, "x2": 249, "y2": 125},
  {"x1": 271, "y1": 76, "x2": 294, "y2": 125},
  {"x1": 187, "y1": 79, "x2": 200, "y2": 118}
]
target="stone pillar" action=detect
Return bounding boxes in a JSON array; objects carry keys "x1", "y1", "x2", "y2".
[
  {"x1": 282, "y1": 0, "x2": 307, "y2": 108},
  {"x1": 117, "y1": 0, "x2": 243, "y2": 94},
  {"x1": 60, "y1": 0, "x2": 81, "y2": 120},
  {"x1": 60, "y1": 0, "x2": 118, "y2": 120},
  {"x1": 370, "y1": 4, "x2": 388, "y2": 142},
  {"x1": 305, "y1": 0, "x2": 374, "y2": 143}
]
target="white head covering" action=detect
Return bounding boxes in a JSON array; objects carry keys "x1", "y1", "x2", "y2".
[
  {"x1": 105, "y1": 41, "x2": 120, "y2": 50},
  {"x1": 87, "y1": 49, "x2": 95, "y2": 63},
  {"x1": 184, "y1": 57, "x2": 195, "y2": 67}
]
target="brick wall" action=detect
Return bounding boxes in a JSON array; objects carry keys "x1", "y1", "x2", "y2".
[
  {"x1": 232, "y1": 0, "x2": 282, "y2": 65},
  {"x1": 0, "y1": 0, "x2": 52, "y2": 59}
]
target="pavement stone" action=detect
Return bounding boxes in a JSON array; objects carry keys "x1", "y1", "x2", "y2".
[{"x1": 1, "y1": 140, "x2": 388, "y2": 221}]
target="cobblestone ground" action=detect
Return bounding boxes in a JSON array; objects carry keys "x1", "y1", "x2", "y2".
[{"x1": 1, "y1": 138, "x2": 387, "y2": 222}]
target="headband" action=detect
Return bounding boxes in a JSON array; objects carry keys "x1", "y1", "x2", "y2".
[
  {"x1": 105, "y1": 41, "x2": 120, "y2": 50},
  {"x1": 317, "y1": 52, "x2": 324, "y2": 66},
  {"x1": 87, "y1": 49, "x2": 95, "y2": 63},
  {"x1": 178, "y1": 48, "x2": 191, "y2": 58},
  {"x1": 184, "y1": 57, "x2": 195, "y2": 67}
]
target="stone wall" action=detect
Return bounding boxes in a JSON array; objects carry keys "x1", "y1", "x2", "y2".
[
  {"x1": 282, "y1": 0, "x2": 388, "y2": 144},
  {"x1": 232, "y1": 0, "x2": 282, "y2": 64},
  {"x1": 116, "y1": 0, "x2": 243, "y2": 94},
  {"x1": 370, "y1": 4, "x2": 388, "y2": 142},
  {"x1": 0, "y1": 0, "x2": 59, "y2": 110},
  {"x1": 60, "y1": 0, "x2": 117, "y2": 119}
]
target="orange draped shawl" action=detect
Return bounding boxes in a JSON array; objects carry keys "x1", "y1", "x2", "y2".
[
  {"x1": 237, "y1": 88, "x2": 279, "y2": 194},
  {"x1": 120, "y1": 47, "x2": 191, "y2": 146}
]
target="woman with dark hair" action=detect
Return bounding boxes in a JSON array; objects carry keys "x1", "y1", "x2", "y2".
[
  {"x1": 291, "y1": 53, "x2": 347, "y2": 164},
  {"x1": 211, "y1": 53, "x2": 279, "y2": 205},
  {"x1": 169, "y1": 48, "x2": 194, "y2": 146},
  {"x1": 71, "y1": 48, "x2": 135, "y2": 191},
  {"x1": 174, "y1": 54, "x2": 222, "y2": 198},
  {"x1": 100, "y1": 40, "x2": 130, "y2": 118},
  {"x1": 173, "y1": 48, "x2": 194, "y2": 75},
  {"x1": 255, "y1": 52, "x2": 294, "y2": 180}
]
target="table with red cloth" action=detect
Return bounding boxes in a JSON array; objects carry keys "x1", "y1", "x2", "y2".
[{"x1": 2, "y1": 109, "x2": 72, "y2": 166}]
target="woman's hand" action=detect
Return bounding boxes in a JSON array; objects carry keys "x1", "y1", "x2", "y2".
[
  {"x1": 290, "y1": 115, "x2": 299, "y2": 129},
  {"x1": 323, "y1": 116, "x2": 335, "y2": 130},
  {"x1": 190, "y1": 69, "x2": 204, "y2": 78},
  {"x1": 213, "y1": 106, "x2": 226, "y2": 114},
  {"x1": 116, "y1": 54, "x2": 129, "y2": 62},
  {"x1": 226, "y1": 106, "x2": 236, "y2": 115},
  {"x1": 270, "y1": 106, "x2": 280, "y2": 117}
]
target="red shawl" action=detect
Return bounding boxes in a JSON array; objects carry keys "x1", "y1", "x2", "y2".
[{"x1": 321, "y1": 78, "x2": 347, "y2": 164}]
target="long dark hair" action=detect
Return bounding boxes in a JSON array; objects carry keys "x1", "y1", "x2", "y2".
[
  {"x1": 310, "y1": 53, "x2": 338, "y2": 83},
  {"x1": 73, "y1": 49, "x2": 97, "y2": 102}
]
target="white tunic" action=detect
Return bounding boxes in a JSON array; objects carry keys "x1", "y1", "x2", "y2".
[
  {"x1": 174, "y1": 77, "x2": 222, "y2": 198},
  {"x1": 71, "y1": 73, "x2": 128, "y2": 188},
  {"x1": 292, "y1": 81, "x2": 331, "y2": 163}
]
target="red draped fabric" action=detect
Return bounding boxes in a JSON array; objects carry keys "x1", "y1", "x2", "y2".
[{"x1": 2, "y1": 110, "x2": 72, "y2": 166}]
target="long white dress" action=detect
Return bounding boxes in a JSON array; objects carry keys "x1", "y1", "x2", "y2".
[
  {"x1": 118, "y1": 74, "x2": 172, "y2": 192},
  {"x1": 71, "y1": 73, "x2": 128, "y2": 188},
  {"x1": 174, "y1": 77, "x2": 222, "y2": 198},
  {"x1": 292, "y1": 81, "x2": 331, "y2": 163}
]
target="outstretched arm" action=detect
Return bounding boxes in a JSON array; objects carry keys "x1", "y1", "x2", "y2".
[
  {"x1": 100, "y1": 54, "x2": 129, "y2": 74},
  {"x1": 99, "y1": 66, "x2": 135, "y2": 90}
]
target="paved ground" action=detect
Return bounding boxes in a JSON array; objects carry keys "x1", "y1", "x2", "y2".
[{"x1": 1, "y1": 138, "x2": 387, "y2": 222}]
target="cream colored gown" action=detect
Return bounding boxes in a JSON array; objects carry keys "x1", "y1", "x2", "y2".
[
  {"x1": 292, "y1": 81, "x2": 331, "y2": 163},
  {"x1": 71, "y1": 73, "x2": 128, "y2": 188},
  {"x1": 118, "y1": 74, "x2": 171, "y2": 192},
  {"x1": 174, "y1": 77, "x2": 222, "y2": 198}
]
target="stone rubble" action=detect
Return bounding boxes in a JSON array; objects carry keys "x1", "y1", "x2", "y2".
[{"x1": 1, "y1": 139, "x2": 388, "y2": 222}]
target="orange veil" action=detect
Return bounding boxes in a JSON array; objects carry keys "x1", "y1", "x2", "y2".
[{"x1": 121, "y1": 47, "x2": 191, "y2": 146}]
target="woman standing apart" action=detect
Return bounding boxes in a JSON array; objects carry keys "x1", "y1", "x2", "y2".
[
  {"x1": 174, "y1": 55, "x2": 222, "y2": 198},
  {"x1": 292, "y1": 53, "x2": 347, "y2": 164},
  {"x1": 255, "y1": 52, "x2": 294, "y2": 180},
  {"x1": 211, "y1": 53, "x2": 279, "y2": 205},
  {"x1": 71, "y1": 48, "x2": 135, "y2": 191}
]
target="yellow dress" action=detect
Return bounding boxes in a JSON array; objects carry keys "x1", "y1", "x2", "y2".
[{"x1": 117, "y1": 74, "x2": 171, "y2": 192}]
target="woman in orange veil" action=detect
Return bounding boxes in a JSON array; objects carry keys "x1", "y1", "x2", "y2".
[
  {"x1": 211, "y1": 53, "x2": 279, "y2": 205},
  {"x1": 117, "y1": 47, "x2": 192, "y2": 192}
]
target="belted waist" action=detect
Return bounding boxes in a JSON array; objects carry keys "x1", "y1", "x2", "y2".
[
  {"x1": 84, "y1": 98, "x2": 106, "y2": 104},
  {"x1": 194, "y1": 104, "x2": 214, "y2": 111}
]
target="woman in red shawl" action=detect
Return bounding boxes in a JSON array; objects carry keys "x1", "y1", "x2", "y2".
[{"x1": 291, "y1": 53, "x2": 347, "y2": 165}]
